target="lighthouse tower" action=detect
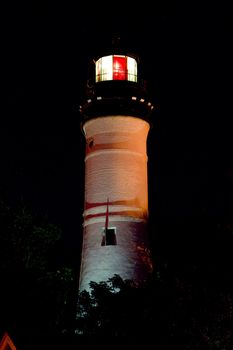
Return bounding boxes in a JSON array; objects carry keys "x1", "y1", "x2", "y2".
[{"x1": 78, "y1": 43, "x2": 154, "y2": 292}]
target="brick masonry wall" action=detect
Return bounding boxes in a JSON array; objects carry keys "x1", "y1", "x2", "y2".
[{"x1": 79, "y1": 116, "x2": 153, "y2": 291}]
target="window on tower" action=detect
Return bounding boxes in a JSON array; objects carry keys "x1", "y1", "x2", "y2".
[
  {"x1": 101, "y1": 227, "x2": 117, "y2": 246},
  {"x1": 95, "y1": 55, "x2": 137, "y2": 83}
]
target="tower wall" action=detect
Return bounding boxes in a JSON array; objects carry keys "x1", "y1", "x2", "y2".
[{"x1": 79, "y1": 115, "x2": 152, "y2": 291}]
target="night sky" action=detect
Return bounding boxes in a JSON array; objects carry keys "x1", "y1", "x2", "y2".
[{"x1": 2, "y1": 9, "x2": 233, "y2": 262}]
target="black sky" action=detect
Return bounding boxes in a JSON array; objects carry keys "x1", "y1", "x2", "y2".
[{"x1": 2, "y1": 9, "x2": 233, "y2": 257}]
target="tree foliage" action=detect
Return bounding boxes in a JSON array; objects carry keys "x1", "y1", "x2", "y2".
[
  {"x1": 76, "y1": 275, "x2": 148, "y2": 338},
  {"x1": 0, "y1": 198, "x2": 75, "y2": 336}
]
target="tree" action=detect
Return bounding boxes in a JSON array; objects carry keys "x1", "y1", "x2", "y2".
[
  {"x1": 76, "y1": 274, "x2": 155, "y2": 342},
  {"x1": 0, "y1": 198, "x2": 75, "y2": 336}
]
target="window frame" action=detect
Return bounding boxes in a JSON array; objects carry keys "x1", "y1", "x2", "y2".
[{"x1": 101, "y1": 226, "x2": 117, "y2": 246}]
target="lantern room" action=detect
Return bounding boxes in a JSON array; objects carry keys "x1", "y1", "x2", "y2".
[
  {"x1": 79, "y1": 49, "x2": 156, "y2": 122},
  {"x1": 95, "y1": 55, "x2": 137, "y2": 83}
]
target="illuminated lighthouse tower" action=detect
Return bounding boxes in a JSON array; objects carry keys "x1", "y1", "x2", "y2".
[{"x1": 78, "y1": 45, "x2": 154, "y2": 292}]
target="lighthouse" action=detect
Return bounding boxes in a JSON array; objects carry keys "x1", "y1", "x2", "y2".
[{"x1": 78, "y1": 43, "x2": 155, "y2": 292}]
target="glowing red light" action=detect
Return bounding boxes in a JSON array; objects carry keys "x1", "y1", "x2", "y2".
[{"x1": 113, "y1": 56, "x2": 127, "y2": 80}]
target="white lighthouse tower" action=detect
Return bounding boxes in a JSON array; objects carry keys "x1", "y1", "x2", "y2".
[{"x1": 78, "y1": 44, "x2": 154, "y2": 292}]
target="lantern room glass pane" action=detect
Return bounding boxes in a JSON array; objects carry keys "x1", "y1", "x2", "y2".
[
  {"x1": 96, "y1": 55, "x2": 113, "y2": 82},
  {"x1": 127, "y1": 56, "x2": 137, "y2": 82},
  {"x1": 96, "y1": 57, "x2": 102, "y2": 82},
  {"x1": 113, "y1": 55, "x2": 126, "y2": 80}
]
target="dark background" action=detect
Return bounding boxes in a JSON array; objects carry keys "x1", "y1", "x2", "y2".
[
  {"x1": 2, "y1": 7, "x2": 233, "y2": 265},
  {"x1": 1, "y1": 5, "x2": 233, "y2": 348}
]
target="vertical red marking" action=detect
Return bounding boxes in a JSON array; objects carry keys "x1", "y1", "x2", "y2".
[{"x1": 105, "y1": 197, "x2": 109, "y2": 231}]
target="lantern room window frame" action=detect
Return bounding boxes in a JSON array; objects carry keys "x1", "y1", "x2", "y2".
[{"x1": 95, "y1": 55, "x2": 137, "y2": 83}]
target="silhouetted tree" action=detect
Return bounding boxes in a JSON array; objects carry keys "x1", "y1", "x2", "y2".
[{"x1": 0, "y1": 198, "x2": 75, "y2": 336}]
